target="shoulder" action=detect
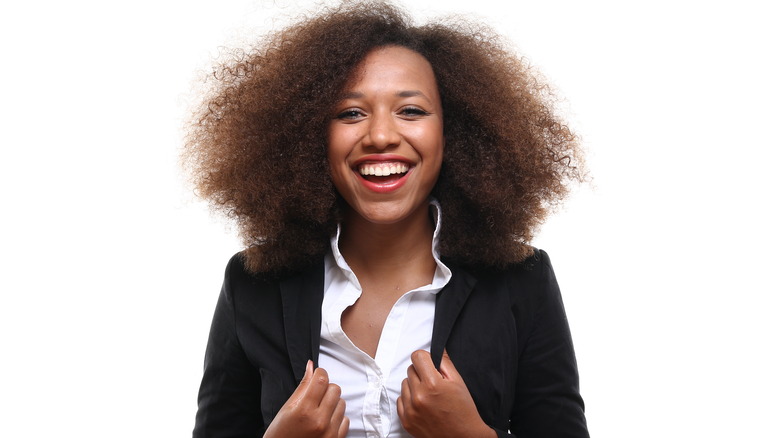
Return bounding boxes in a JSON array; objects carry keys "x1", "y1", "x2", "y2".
[
  {"x1": 505, "y1": 248, "x2": 554, "y2": 276},
  {"x1": 462, "y1": 248, "x2": 561, "y2": 309},
  {"x1": 221, "y1": 252, "x2": 284, "y2": 307},
  {"x1": 469, "y1": 248, "x2": 556, "y2": 287},
  {"x1": 220, "y1": 252, "x2": 298, "y2": 340},
  {"x1": 223, "y1": 252, "x2": 263, "y2": 291},
  {"x1": 223, "y1": 250, "x2": 311, "y2": 286},
  {"x1": 221, "y1": 251, "x2": 324, "y2": 304}
]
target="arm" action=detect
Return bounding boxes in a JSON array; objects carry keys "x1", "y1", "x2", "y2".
[
  {"x1": 193, "y1": 258, "x2": 265, "y2": 438},
  {"x1": 508, "y1": 250, "x2": 589, "y2": 437},
  {"x1": 193, "y1": 256, "x2": 348, "y2": 438}
]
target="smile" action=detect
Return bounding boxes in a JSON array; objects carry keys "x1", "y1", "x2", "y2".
[
  {"x1": 358, "y1": 162, "x2": 410, "y2": 177},
  {"x1": 353, "y1": 161, "x2": 413, "y2": 193}
]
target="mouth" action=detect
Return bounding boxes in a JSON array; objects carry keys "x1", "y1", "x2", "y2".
[
  {"x1": 353, "y1": 160, "x2": 413, "y2": 193},
  {"x1": 357, "y1": 161, "x2": 410, "y2": 183}
]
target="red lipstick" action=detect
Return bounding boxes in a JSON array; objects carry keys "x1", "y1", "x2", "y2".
[{"x1": 353, "y1": 154, "x2": 414, "y2": 194}]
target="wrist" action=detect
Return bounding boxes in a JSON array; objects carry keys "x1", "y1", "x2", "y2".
[
  {"x1": 456, "y1": 423, "x2": 497, "y2": 438},
  {"x1": 479, "y1": 424, "x2": 498, "y2": 438}
]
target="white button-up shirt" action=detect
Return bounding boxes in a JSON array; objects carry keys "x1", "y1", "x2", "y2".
[{"x1": 319, "y1": 202, "x2": 452, "y2": 438}]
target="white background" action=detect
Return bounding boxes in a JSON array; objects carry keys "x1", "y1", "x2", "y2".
[{"x1": 1, "y1": 0, "x2": 778, "y2": 436}]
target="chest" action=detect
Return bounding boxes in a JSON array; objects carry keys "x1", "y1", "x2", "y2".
[
  {"x1": 339, "y1": 265, "x2": 439, "y2": 357},
  {"x1": 238, "y1": 270, "x2": 529, "y2": 431},
  {"x1": 319, "y1": 289, "x2": 438, "y2": 438},
  {"x1": 340, "y1": 288, "x2": 401, "y2": 358}
]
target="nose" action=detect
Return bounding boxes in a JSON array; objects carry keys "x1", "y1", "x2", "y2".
[{"x1": 363, "y1": 111, "x2": 401, "y2": 150}]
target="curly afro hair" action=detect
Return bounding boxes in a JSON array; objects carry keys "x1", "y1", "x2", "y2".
[{"x1": 183, "y1": 1, "x2": 585, "y2": 275}]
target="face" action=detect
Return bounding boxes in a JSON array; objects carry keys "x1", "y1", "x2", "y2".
[{"x1": 328, "y1": 46, "x2": 444, "y2": 227}]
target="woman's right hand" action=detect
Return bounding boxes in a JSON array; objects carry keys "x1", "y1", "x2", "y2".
[{"x1": 263, "y1": 361, "x2": 349, "y2": 438}]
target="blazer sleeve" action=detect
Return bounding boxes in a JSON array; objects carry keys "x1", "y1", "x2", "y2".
[
  {"x1": 501, "y1": 250, "x2": 589, "y2": 437},
  {"x1": 193, "y1": 255, "x2": 265, "y2": 438}
]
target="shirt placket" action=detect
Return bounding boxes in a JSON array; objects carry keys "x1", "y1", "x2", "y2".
[{"x1": 362, "y1": 359, "x2": 385, "y2": 438}]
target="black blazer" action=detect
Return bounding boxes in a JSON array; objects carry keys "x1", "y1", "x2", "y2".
[{"x1": 193, "y1": 249, "x2": 588, "y2": 437}]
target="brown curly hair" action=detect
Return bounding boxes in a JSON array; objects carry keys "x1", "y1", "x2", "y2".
[{"x1": 183, "y1": 1, "x2": 585, "y2": 275}]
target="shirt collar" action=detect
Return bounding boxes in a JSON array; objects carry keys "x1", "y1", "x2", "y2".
[{"x1": 328, "y1": 199, "x2": 452, "y2": 292}]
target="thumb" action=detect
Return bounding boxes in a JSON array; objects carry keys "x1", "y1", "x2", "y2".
[
  {"x1": 302, "y1": 360, "x2": 314, "y2": 383},
  {"x1": 292, "y1": 360, "x2": 314, "y2": 395},
  {"x1": 439, "y1": 350, "x2": 462, "y2": 381}
]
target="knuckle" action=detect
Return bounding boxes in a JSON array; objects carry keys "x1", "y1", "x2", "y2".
[
  {"x1": 316, "y1": 417, "x2": 332, "y2": 433},
  {"x1": 411, "y1": 350, "x2": 427, "y2": 361},
  {"x1": 314, "y1": 367, "x2": 330, "y2": 380},
  {"x1": 411, "y1": 392, "x2": 428, "y2": 407},
  {"x1": 303, "y1": 414, "x2": 329, "y2": 434},
  {"x1": 420, "y1": 378, "x2": 437, "y2": 392},
  {"x1": 313, "y1": 371, "x2": 329, "y2": 386}
]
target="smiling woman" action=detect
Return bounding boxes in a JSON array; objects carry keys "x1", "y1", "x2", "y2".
[
  {"x1": 185, "y1": 1, "x2": 588, "y2": 437},
  {"x1": 328, "y1": 46, "x2": 444, "y2": 228},
  {"x1": 183, "y1": 1, "x2": 584, "y2": 276}
]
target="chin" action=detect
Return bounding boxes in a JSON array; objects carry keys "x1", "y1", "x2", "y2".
[
  {"x1": 358, "y1": 207, "x2": 410, "y2": 225},
  {"x1": 348, "y1": 198, "x2": 430, "y2": 226}
]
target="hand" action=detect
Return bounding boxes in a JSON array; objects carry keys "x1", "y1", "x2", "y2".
[
  {"x1": 397, "y1": 350, "x2": 497, "y2": 438},
  {"x1": 264, "y1": 361, "x2": 349, "y2": 438}
]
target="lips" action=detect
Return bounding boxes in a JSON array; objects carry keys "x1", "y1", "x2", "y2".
[{"x1": 353, "y1": 158, "x2": 413, "y2": 193}]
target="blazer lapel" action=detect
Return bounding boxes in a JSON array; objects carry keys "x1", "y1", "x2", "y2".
[
  {"x1": 278, "y1": 261, "x2": 475, "y2": 376},
  {"x1": 279, "y1": 262, "x2": 325, "y2": 382},
  {"x1": 430, "y1": 264, "x2": 477, "y2": 368}
]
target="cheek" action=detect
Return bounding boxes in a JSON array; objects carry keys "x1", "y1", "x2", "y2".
[
  {"x1": 326, "y1": 125, "x2": 358, "y2": 162},
  {"x1": 326, "y1": 153, "x2": 346, "y2": 193},
  {"x1": 429, "y1": 137, "x2": 444, "y2": 183},
  {"x1": 413, "y1": 119, "x2": 444, "y2": 157},
  {"x1": 422, "y1": 131, "x2": 444, "y2": 165},
  {"x1": 325, "y1": 137, "x2": 350, "y2": 196},
  {"x1": 326, "y1": 133, "x2": 345, "y2": 170}
]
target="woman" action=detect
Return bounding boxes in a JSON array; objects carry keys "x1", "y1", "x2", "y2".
[{"x1": 186, "y1": 2, "x2": 588, "y2": 437}]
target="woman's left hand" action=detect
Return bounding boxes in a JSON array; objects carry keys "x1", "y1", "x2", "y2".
[{"x1": 397, "y1": 350, "x2": 497, "y2": 438}]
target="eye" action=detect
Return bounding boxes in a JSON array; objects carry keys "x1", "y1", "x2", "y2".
[
  {"x1": 335, "y1": 109, "x2": 365, "y2": 120},
  {"x1": 399, "y1": 106, "x2": 430, "y2": 118}
]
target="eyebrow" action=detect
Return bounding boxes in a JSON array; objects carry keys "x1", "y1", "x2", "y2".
[{"x1": 398, "y1": 90, "x2": 423, "y2": 98}]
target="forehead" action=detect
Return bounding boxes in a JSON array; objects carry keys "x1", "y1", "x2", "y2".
[{"x1": 346, "y1": 46, "x2": 439, "y2": 96}]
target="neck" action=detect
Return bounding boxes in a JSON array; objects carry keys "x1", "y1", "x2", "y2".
[{"x1": 338, "y1": 203, "x2": 437, "y2": 281}]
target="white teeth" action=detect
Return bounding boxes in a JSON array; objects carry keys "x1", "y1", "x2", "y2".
[{"x1": 358, "y1": 162, "x2": 409, "y2": 176}]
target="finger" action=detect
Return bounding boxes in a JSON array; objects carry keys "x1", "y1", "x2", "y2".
[
  {"x1": 396, "y1": 385, "x2": 407, "y2": 419},
  {"x1": 332, "y1": 396, "x2": 346, "y2": 419},
  {"x1": 338, "y1": 413, "x2": 350, "y2": 438},
  {"x1": 304, "y1": 359, "x2": 315, "y2": 385},
  {"x1": 329, "y1": 396, "x2": 347, "y2": 436},
  {"x1": 319, "y1": 382, "x2": 342, "y2": 411},
  {"x1": 300, "y1": 360, "x2": 314, "y2": 385},
  {"x1": 400, "y1": 377, "x2": 411, "y2": 403},
  {"x1": 409, "y1": 349, "x2": 441, "y2": 384},
  {"x1": 397, "y1": 377, "x2": 412, "y2": 420},
  {"x1": 302, "y1": 367, "x2": 332, "y2": 402},
  {"x1": 406, "y1": 362, "x2": 421, "y2": 383},
  {"x1": 439, "y1": 350, "x2": 463, "y2": 382},
  {"x1": 288, "y1": 360, "x2": 315, "y2": 402}
]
